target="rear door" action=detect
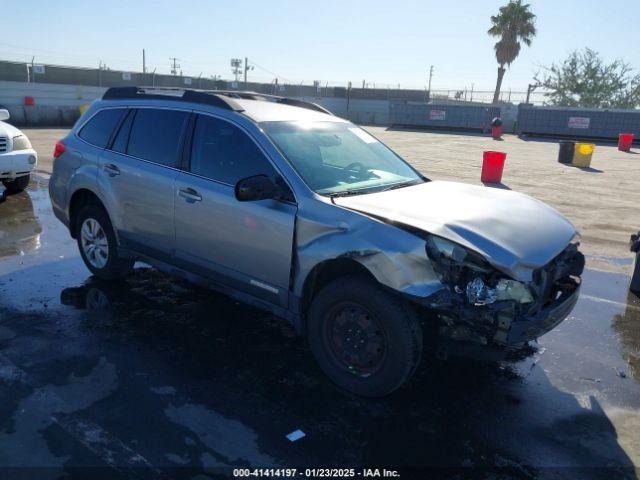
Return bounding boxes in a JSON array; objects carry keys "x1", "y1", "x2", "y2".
[
  {"x1": 174, "y1": 113, "x2": 296, "y2": 307},
  {"x1": 98, "y1": 107, "x2": 189, "y2": 262}
]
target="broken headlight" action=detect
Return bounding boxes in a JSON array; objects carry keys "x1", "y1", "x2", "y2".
[
  {"x1": 426, "y1": 235, "x2": 533, "y2": 307},
  {"x1": 466, "y1": 277, "x2": 534, "y2": 306},
  {"x1": 426, "y1": 235, "x2": 491, "y2": 278}
]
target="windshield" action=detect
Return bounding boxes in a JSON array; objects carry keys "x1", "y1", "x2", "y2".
[{"x1": 261, "y1": 121, "x2": 424, "y2": 196}]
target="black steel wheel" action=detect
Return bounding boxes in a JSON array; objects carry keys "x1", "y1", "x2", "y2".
[
  {"x1": 325, "y1": 302, "x2": 387, "y2": 376},
  {"x1": 308, "y1": 274, "x2": 423, "y2": 397}
]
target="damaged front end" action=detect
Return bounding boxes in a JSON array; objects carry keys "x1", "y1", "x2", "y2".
[{"x1": 422, "y1": 235, "x2": 584, "y2": 351}]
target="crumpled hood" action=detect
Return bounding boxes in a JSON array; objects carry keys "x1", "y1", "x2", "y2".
[
  {"x1": 0, "y1": 121, "x2": 23, "y2": 139},
  {"x1": 333, "y1": 181, "x2": 578, "y2": 281}
]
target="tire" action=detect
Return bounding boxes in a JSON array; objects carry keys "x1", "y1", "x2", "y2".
[
  {"x1": 308, "y1": 274, "x2": 423, "y2": 397},
  {"x1": 3, "y1": 174, "x2": 30, "y2": 194},
  {"x1": 75, "y1": 203, "x2": 133, "y2": 280}
]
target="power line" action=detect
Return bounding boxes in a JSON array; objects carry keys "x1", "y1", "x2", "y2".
[{"x1": 248, "y1": 60, "x2": 291, "y2": 83}]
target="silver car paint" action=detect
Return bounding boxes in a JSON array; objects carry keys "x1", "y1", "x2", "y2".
[
  {"x1": 50, "y1": 96, "x2": 578, "y2": 317},
  {"x1": 333, "y1": 181, "x2": 578, "y2": 282},
  {"x1": 174, "y1": 170, "x2": 297, "y2": 307},
  {"x1": 291, "y1": 198, "x2": 443, "y2": 299}
]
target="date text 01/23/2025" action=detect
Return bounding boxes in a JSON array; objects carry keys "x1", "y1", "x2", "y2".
[{"x1": 233, "y1": 468, "x2": 401, "y2": 478}]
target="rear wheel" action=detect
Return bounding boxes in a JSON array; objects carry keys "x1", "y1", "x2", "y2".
[
  {"x1": 308, "y1": 274, "x2": 423, "y2": 397},
  {"x1": 3, "y1": 174, "x2": 30, "y2": 193},
  {"x1": 75, "y1": 204, "x2": 133, "y2": 280}
]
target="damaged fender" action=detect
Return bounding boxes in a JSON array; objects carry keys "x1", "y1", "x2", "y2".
[{"x1": 293, "y1": 200, "x2": 443, "y2": 301}]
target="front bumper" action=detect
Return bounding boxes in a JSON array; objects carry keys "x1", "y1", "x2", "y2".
[
  {"x1": 435, "y1": 281, "x2": 580, "y2": 361},
  {"x1": 0, "y1": 149, "x2": 37, "y2": 180},
  {"x1": 502, "y1": 280, "x2": 580, "y2": 344}
]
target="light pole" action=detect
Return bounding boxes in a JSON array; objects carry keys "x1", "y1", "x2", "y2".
[{"x1": 230, "y1": 58, "x2": 242, "y2": 83}]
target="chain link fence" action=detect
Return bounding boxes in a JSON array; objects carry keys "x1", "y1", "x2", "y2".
[{"x1": 1, "y1": 59, "x2": 549, "y2": 105}]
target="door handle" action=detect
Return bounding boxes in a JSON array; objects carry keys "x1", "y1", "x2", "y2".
[
  {"x1": 178, "y1": 187, "x2": 202, "y2": 203},
  {"x1": 103, "y1": 163, "x2": 120, "y2": 177}
]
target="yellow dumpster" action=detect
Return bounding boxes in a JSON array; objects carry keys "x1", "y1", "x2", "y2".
[{"x1": 572, "y1": 143, "x2": 595, "y2": 168}]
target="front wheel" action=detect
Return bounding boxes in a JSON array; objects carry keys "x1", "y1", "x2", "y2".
[
  {"x1": 308, "y1": 275, "x2": 423, "y2": 397},
  {"x1": 3, "y1": 174, "x2": 30, "y2": 193},
  {"x1": 75, "y1": 204, "x2": 133, "y2": 280}
]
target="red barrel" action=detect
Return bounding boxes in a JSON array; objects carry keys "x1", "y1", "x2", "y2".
[
  {"x1": 491, "y1": 125, "x2": 503, "y2": 139},
  {"x1": 24, "y1": 96, "x2": 35, "y2": 106},
  {"x1": 618, "y1": 133, "x2": 634, "y2": 152},
  {"x1": 481, "y1": 151, "x2": 507, "y2": 183}
]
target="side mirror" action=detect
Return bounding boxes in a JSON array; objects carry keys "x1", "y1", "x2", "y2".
[
  {"x1": 235, "y1": 174, "x2": 282, "y2": 202},
  {"x1": 0, "y1": 109, "x2": 10, "y2": 122}
]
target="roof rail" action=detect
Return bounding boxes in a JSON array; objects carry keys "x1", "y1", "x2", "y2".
[
  {"x1": 102, "y1": 87, "x2": 333, "y2": 116},
  {"x1": 102, "y1": 87, "x2": 244, "y2": 112},
  {"x1": 275, "y1": 97, "x2": 333, "y2": 115},
  {"x1": 205, "y1": 90, "x2": 333, "y2": 115}
]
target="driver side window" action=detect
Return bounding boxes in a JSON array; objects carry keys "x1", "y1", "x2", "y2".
[{"x1": 190, "y1": 115, "x2": 277, "y2": 185}]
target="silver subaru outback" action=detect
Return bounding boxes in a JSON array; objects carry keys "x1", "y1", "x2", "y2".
[{"x1": 49, "y1": 87, "x2": 584, "y2": 396}]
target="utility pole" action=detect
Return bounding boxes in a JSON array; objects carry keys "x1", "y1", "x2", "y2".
[
  {"x1": 142, "y1": 49, "x2": 146, "y2": 74},
  {"x1": 428, "y1": 65, "x2": 434, "y2": 94},
  {"x1": 98, "y1": 60, "x2": 102, "y2": 87},
  {"x1": 170, "y1": 57, "x2": 180, "y2": 75},
  {"x1": 243, "y1": 57, "x2": 253, "y2": 87},
  {"x1": 525, "y1": 83, "x2": 536, "y2": 104},
  {"x1": 31, "y1": 56, "x2": 35, "y2": 84}
]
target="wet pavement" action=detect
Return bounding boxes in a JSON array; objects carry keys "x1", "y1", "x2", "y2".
[{"x1": 1, "y1": 179, "x2": 639, "y2": 479}]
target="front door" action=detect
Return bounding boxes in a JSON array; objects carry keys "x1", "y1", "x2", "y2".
[{"x1": 174, "y1": 114, "x2": 296, "y2": 306}]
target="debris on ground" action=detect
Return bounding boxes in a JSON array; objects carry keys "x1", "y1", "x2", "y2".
[{"x1": 286, "y1": 429, "x2": 306, "y2": 442}]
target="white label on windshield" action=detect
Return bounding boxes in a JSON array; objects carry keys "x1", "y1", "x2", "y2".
[{"x1": 349, "y1": 127, "x2": 378, "y2": 144}]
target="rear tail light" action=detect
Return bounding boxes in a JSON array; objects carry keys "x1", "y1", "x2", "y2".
[{"x1": 53, "y1": 140, "x2": 66, "y2": 159}]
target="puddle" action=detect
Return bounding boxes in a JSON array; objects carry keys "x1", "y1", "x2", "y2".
[
  {"x1": 587, "y1": 254, "x2": 635, "y2": 267},
  {"x1": 0, "y1": 191, "x2": 42, "y2": 259}
]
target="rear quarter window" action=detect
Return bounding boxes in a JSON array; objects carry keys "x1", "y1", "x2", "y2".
[{"x1": 78, "y1": 108, "x2": 125, "y2": 148}]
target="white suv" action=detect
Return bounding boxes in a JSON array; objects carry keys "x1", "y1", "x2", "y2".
[{"x1": 0, "y1": 109, "x2": 37, "y2": 193}]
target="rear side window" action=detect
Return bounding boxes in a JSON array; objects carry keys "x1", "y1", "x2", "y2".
[
  {"x1": 127, "y1": 109, "x2": 188, "y2": 167},
  {"x1": 78, "y1": 109, "x2": 125, "y2": 148},
  {"x1": 190, "y1": 115, "x2": 276, "y2": 184}
]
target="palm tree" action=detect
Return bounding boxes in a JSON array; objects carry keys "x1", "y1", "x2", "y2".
[{"x1": 488, "y1": 0, "x2": 536, "y2": 103}]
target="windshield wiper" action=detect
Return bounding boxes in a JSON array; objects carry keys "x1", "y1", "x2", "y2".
[
  {"x1": 378, "y1": 180, "x2": 421, "y2": 192},
  {"x1": 327, "y1": 189, "x2": 370, "y2": 198}
]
